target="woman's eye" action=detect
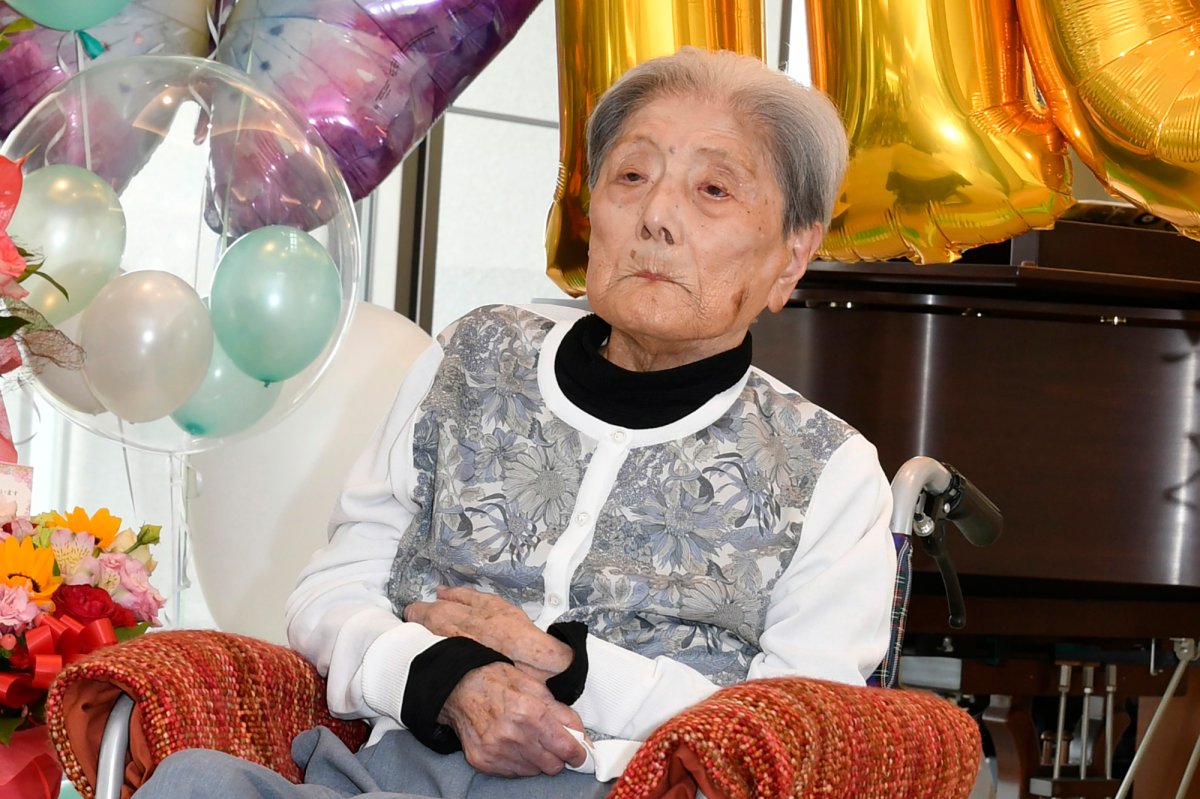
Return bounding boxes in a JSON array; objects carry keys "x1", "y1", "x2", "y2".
[
  {"x1": 702, "y1": 184, "x2": 729, "y2": 198},
  {"x1": 620, "y1": 171, "x2": 644, "y2": 183}
]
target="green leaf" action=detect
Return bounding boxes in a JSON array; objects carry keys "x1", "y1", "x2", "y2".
[
  {"x1": 114, "y1": 622, "x2": 150, "y2": 643},
  {"x1": 0, "y1": 716, "x2": 23, "y2": 746},
  {"x1": 24, "y1": 267, "x2": 68, "y2": 300},
  {"x1": 0, "y1": 19, "x2": 34, "y2": 58},
  {"x1": 0, "y1": 316, "x2": 29, "y2": 339},
  {"x1": 3, "y1": 18, "x2": 36, "y2": 35}
]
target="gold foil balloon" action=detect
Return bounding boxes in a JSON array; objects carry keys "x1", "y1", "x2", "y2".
[
  {"x1": 809, "y1": 0, "x2": 1073, "y2": 263},
  {"x1": 1017, "y1": 0, "x2": 1200, "y2": 238},
  {"x1": 547, "y1": 0, "x2": 765, "y2": 295}
]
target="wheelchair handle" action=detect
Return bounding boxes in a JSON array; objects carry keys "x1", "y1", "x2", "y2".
[{"x1": 889, "y1": 457, "x2": 1003, "y2": 630}]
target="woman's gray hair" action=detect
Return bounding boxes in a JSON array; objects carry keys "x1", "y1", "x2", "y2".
[{"x1": 586, "y1": 47, "x2": 848, "y2": 235}]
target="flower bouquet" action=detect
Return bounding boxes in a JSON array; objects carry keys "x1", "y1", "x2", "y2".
[
  {"x1": 0, "y1": 153, "x2": 82, "y2": 462},
  {"x1": 0, "y1": 506, "x2": 162, "y2": 742}
]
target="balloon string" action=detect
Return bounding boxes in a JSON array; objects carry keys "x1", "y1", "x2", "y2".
[
  {"x1": 73, "y1": 33, "x2": 93, "y2": 172},
  {"x1": 54, "y1": 32, "x2": 70, "y2": 76},
  {"x1": 206, "y1": 4, "x2": 222, "y2": 54},
  {"x1": 10, "y1": 377, "x2": 42, "y2": 448},
  {"x1": 218, "y1": 36, "x2": 255, "y2": 252},
  {"x1": 116, "y1": 418, "x2": 139, "y2": 523},
  {"x1": 166, "y1": 453, "x2": 191, "y2": 628},
  {"x1": 188, "y1": 82, "x2": 215, "y2": 287}
]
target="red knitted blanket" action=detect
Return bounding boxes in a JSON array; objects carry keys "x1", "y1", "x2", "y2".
[
  {"x1": 607, "y1": 677, "x2": 981, "y2": 799},
  {"x1": 46, "y1": 630, "x2": 367, "y2": 799}
]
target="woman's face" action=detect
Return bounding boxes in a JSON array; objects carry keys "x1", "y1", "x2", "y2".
[{"x1": 586, "y1": 94, "x2": 821, "y2": 357}]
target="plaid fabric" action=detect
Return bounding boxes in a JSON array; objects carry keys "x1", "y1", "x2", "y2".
[
  {"x1": 867, "y1": 532, "x2": 913, "y2": 689},
  {"x1": 608, "y1": 675, "x2": 981, "y2": 799},
  {"x1": 46, "y1": 630, "x2": 368, "y2": 799}
]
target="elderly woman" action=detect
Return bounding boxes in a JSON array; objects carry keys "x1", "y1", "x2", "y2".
[{"x1": 135, "y1": 47, "x2": 896, "y2": 799}]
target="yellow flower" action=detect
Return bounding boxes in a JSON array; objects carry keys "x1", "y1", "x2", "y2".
[
  {"x1": 46, "y1": 507, "x2": 122, "y2": 551},
  {"x1": 0, "y1": 535, "x2": 62, "y2": 607}
]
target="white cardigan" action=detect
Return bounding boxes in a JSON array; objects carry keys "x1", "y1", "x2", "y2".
[{"x1": 285, "y1": 306, "x2": 897, "y2": 781}]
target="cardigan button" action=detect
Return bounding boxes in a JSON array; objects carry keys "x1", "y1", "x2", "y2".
[
  {"x1": 575, "y1": 511, "x2": 591, "y2": 526},
  {"x1": 610, "y1": 429, "x2": 628, "y2": 443},
  {"x1": 548, "y1": 594, "x2": 562, "y2": 607}
]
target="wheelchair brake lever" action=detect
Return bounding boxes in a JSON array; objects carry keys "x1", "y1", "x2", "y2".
[{"x1": 913, "y1": 511, "x2": 967, "y2": 629}]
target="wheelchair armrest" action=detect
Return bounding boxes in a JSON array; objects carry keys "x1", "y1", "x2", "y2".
[
  {"x1": 46, "y1": 629, "x2": 369, "y2": 799},
  {"x1": 609, "y1": 676, "x2": 981, "y2": 799}
]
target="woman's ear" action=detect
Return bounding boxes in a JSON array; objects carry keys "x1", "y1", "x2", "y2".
[{"x1": 766, "y1": 225, "x2": 823, "y2": 313}]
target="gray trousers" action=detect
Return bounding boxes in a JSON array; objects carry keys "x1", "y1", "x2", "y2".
[{"x1": 132, "y1": 727, "x2": 615, "y2": 799}]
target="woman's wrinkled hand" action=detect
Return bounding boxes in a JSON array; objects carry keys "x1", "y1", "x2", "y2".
[
  {"x1": 405, "y1": 586, "x2": 572, "y2": 679},
  {"x1": 438, "y1": 661, "x2": 587, "y2": 777}
]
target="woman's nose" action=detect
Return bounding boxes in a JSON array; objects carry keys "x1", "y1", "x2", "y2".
[{"x1": 639, "y1": 180, "x2": 681, "y2": 245}]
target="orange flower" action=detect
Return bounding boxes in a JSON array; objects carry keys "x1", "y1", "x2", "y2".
[
  {"x1": 0, "y1": 535, "x2": 62, "y2": 608},
  {"x1": 46, "y1": 507, "x2": 122, "y2": 551}
]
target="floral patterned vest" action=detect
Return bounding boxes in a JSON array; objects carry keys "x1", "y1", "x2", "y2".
[{"x1": 387, "y1": 305, "x2": 854, "y2": 686}]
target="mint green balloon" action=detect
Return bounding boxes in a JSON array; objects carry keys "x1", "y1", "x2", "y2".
[
  {"x1": 7, "y1": 0, "x2": 130, "y2": 30},
  {"x1": 210, "y1": 226, "x2": 342, "y2": 384},
  {"x1": 171, "y1": 339, "x2": 283, "y2": 438}
]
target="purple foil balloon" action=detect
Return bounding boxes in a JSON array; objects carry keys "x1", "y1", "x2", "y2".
[
  {"x1": 0, "y1": 1, "x2": 216, "y2": 140},
  {"x1": 214, "y1": 0, "x2": 542, "y2": 203}
]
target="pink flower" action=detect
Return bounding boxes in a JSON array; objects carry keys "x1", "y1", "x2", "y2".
[
  {"x1": 0, "y1": 338, "x2": 21, "y2": 374},
  {"x1": 0, "y1": 235, "x2": 26, "y2": 281},
  {"x1": 0, "y1": 517, "x2": 35, "y2": 542},
  {"x1": 51, "y1": 529, "x2": 99, "y2": 582},
  {"x1": 0, "y1": 273, "x2": 28, "y2": 300},
  {"x1": 66, "y1": 555, "x2": 115, "y2": 590},
  {"x1": 0, "y1": 583, "x2": 41, "y2": 634},
  {"x1": 102, "y1": 553, "x2": 164, "y2": 625}
]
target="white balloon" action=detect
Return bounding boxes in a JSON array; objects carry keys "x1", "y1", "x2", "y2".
[
  {"x1": 80, "y1": 271, "x2": 213, "y2": 423},
  {"x1": 187, "y1": 303, "x2": 432, "y2": 644},
  {"x1": 32, "y1": 316, "x2": 105, "y2": 416},
  {"x1": 7, "y1": 164, "x2": 126, "y2": 325}
]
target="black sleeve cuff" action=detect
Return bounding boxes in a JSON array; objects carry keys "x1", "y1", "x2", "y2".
[
  {"x1": 544, "y1": 621, "x2": 589, "y2": 705},
  {"x1": 400, "y1": 637, "x2": 512, "y2": 754}
]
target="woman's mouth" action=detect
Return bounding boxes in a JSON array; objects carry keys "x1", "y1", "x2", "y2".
[{"x1": 636, "y1": 271, "x2": 670, "y2": 282}]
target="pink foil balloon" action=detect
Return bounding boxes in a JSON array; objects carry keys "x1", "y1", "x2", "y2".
[
  {"x1": 0, "y1": 1, "x2": 217, "y2": 140},
  {"x1": 213, "y1": 0, "x2": 542, "y2": 203}
]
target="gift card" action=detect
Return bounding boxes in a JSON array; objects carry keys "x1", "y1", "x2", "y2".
[{"x1": 0, "y1": 463, "x2": 32, "y2": 518}]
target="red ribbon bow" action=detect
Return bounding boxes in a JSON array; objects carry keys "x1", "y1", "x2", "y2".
[{"x1": 0, "y1": 615, "x2": 117, "y2": 708}]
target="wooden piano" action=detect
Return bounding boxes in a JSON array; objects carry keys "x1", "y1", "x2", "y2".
[{"x1": 752, "y1": 220, "x2": 1200, "y2": 799}]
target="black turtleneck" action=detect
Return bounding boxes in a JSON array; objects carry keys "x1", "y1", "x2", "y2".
[{"x1": 554, "y1": 314, "x2": 752, "y2": 429}]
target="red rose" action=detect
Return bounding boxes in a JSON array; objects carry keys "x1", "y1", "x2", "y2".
[
  {"x1": 109, "y1": 604, "x2": 137, "y2": 628},
  {"x1": 8, "y1": 643, "x2": 29, "y2": 670},
  {"x1": 52, "y1": 585, "x2": 118, "y2": 624}
]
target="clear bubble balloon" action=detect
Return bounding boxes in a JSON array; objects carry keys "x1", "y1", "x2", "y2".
[
  {"x1": 0, "y1": 55, "x2": 360, "y2": 454},
  {"x1": 6, "y1": 164, "x2": 126, "y2": 325}
]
